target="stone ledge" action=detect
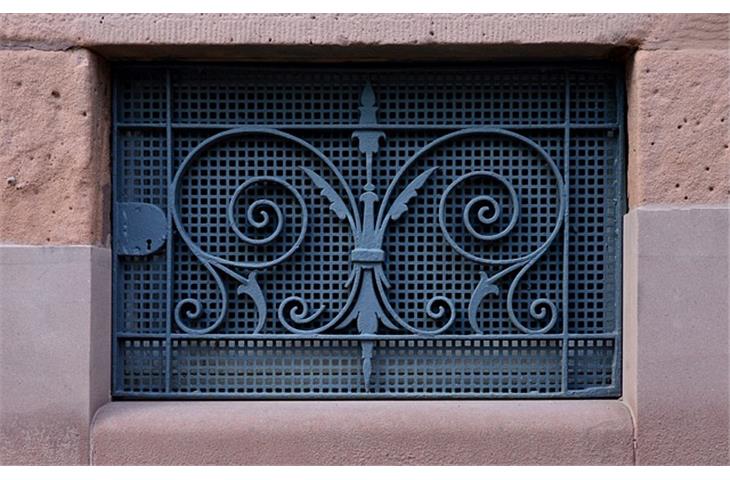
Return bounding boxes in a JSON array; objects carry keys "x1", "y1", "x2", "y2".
[
  {"x1": 0, "y1": 14, "x2": 727, "y2": 58},
  {"x1": 90, "y1": 400, "x2": 635, "y2": 465}
]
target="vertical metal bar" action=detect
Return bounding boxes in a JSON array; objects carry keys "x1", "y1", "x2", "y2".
[
  {"x1": 613, "y1": 66, "x2": 627, "y2": 395},
  {"x1": 111, "y1": 71, "x2": 121, "y2": 396},
  {"x1": 165, "y1": 69, "x2": 174, "y2": 392},
  {"x1": 561, "y1": 71, "x2": 571, "y2": 393}
]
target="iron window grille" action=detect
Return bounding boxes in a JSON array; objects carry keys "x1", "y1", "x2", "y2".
[{"x1": 112, "y1": 63, "x2": 625, "y2": 398}]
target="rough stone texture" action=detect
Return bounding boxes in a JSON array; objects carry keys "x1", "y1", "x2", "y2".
[
  {"x1": 627, "y1": 50, "x2": 730, "y2": 206},
  {"x1": 91, "y1": 400, "x2": 634, "y2": 465},
  {"x1": 623, "y1": 206, "x2": 730, "y2": 465},
  {"x1": 0, "y1": 14, "x2": 727, "y2": 58},
  {"x1": 9, "y1": 14, "x2": 730, "y2": 50},
  {"x1": 0, "y1": 49, "x2": 110, "y2": 246},
  {"x1": 0, "y1": 246, "x2": 111, "y2": 465}
]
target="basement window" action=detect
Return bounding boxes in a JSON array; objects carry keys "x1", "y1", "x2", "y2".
[{"x1": 112, "y1": 63, "x2": 624, "y2": 398}]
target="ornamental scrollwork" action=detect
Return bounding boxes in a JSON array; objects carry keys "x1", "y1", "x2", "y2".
[{"x1": 168, "y1": 83, "x2": 566, "y2": 385}]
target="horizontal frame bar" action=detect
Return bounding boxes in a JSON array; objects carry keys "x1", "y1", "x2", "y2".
[
  {"x1": 115, "y1": 122, "x2": 619, "y2": 131},
  {"x1": 116, "y1": 332, "x2": 619, "y2": 341}
]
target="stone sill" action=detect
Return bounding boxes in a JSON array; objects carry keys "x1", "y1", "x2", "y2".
[{"x1": 90, "y1": 400, "x2": 635, "y2": 465}]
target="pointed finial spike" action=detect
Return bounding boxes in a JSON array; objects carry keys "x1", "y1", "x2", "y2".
[
  {"x1": 357, "y1": 83, "x2": 378, "y2": 125},
  {"x1": 360, "y1": 82, "x2": 376, "y2": 108},
  {"x1": 361, "y1": 341, "x2": 374, "y2": 388}
]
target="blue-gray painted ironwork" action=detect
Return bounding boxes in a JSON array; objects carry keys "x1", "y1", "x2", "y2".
[
  {"x1": 112, "y1": 63, "x2": 625, "y2": 398},
  {"x1": 115, "y1": 202, "x2": 167, "y2": 256}
]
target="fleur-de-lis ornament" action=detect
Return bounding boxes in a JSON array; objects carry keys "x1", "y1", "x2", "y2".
[
  {"x1": 302, "y1": 83, "x2": 438, "y2": 385},
  {"x1": 171, "y1": 80, "x2": 564, "y2": 389}
]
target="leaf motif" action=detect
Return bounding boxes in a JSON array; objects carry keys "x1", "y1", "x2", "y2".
[
  {"x1": 468, "y1": 272, "x2": 500, "y2": 334},
  {"x1": 336, "y1": 269, "x2": 397, "y2": 332},
  {"x1": 384, "y1": 167, "x2": 438, "y2": 222},
  {"x1": 300, "y1": 167, "x2": 351, "y2": 222},
  {"x1": 236, "y1": 271, "x2": 268, "y2": 334}
]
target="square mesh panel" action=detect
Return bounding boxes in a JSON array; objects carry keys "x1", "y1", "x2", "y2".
[{"x1": 112, "y1": 63, "x2": 624, "y2": 399}]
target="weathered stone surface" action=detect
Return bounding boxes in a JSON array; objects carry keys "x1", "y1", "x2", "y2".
[
  {"x1": 91, "y1": 400, "x2": 634, "y2": 465},
  {"x1": 627, "y1": 49, "x2": 730, "y2": 206},
  {"x1": 0, "y1": 14, "x2": 726, "y2": 57},
  {"x1": 0, "y1": 49, "x2": 110, "y2": 246},
  {"x1": 623, "y1": 206, "x2": 730, "y2": 464},
  {"x1": 0, "y1": 246, "x2": 111, "y2": 465}
]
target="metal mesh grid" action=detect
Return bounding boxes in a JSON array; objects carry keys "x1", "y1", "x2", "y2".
[{"x1": 112, "y1": 63, "x2": 624, "y2": 399}]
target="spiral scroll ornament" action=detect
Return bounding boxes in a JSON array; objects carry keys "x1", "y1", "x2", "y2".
[{"x1": 166, "y1": 87, "x2": 566, "y2": 385}]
